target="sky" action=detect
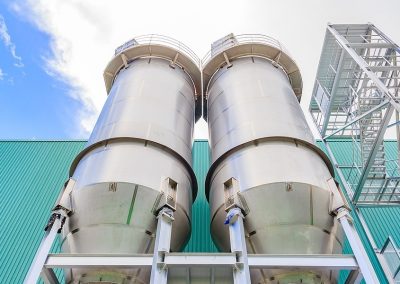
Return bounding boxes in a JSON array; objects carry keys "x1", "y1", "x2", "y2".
[{"x1": 0, "y1": 0, "x2": 400, "y2": 140}]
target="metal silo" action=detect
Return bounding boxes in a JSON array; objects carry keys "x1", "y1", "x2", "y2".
[
  {"x1": 60, "y1": 35, "x2": 201, "y2": 284},
  {"x1": 203, "y1": 34, "x2": 345, "y2": 283}
]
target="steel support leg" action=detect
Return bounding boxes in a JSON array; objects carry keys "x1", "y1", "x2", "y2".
[
  {"x1": 41, "y1": 268, "x2": 59, "y2": 284},
  {"x1": 150, "y1": 207, "x2": 174, "y2": 284},
  {"x1": 337, "y1": 208, "x2": 380, "y2": 284},
  {"x1": 225, "y1": 208, "x2": 251, "y2": 284},
  {"x1": 345, "y1": 269, "x2": 363, "y2": 284},
  {"x1": 24, "y1": 214, "x2": 63, "y2": 284}
]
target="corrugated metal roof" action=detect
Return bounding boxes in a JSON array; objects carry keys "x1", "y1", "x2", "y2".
[{"x1": 0, "y1": 140, "x2": 398, "y2": 283}]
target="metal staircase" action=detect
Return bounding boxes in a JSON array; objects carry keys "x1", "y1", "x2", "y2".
[
  {"x1": 358, "y1": 91, "x2": 388, "y2": 202},
  {"x1": 309, "y1": 23, "x2": 400, "y2": 284},
  {"x1": 310, "y1": 23, "x2": 400, "y2": 205}
]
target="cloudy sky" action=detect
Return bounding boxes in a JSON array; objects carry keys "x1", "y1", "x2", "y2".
[{"x1": 1, "y1": 0, "x2": 400, "y2": 139}]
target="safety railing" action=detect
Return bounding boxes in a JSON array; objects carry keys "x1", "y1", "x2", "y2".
[
  {"x1": 380, "y1": 236, "x2": 400, "y2": 283},
  {"x1": 114, "y1": 34, "x2": 201, "y2": 67},
  {"x1": 202, "y1": 34, "x2": 292, "y2": 66}
]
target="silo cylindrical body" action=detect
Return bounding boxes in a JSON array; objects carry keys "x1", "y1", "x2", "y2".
[
  {"x1": 203, "y1": 35, "x2": 344, "y2": 284},
  {"x1": 61, "y1": 36, "x2": 201, "y2": 284}
]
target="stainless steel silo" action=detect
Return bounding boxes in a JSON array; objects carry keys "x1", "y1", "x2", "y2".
[
  {"x1": 203, "y1": 34, "x2": 344, "y2": 284},
  {"x1": 61, "y1": 35, "x2": 201, "y2": 284}
]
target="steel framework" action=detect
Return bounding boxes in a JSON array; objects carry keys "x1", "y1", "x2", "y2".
[
  {"x1": 309, "y1": 23, "x2": 400, "y2": 205},
  {"x1": 24, "y1": 205, "x2": 380, "y2": 283}
]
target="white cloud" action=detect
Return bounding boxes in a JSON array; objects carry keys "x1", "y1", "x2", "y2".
[
  {"x1": 12, "y1": 0, "x2": 400, "y2": 138},
  {"x1": 0, "y1": 67, "x2": 4, "y2": 80},
  {"x1": 0, "y1": 14, "x2": 24, "y2": 67}
]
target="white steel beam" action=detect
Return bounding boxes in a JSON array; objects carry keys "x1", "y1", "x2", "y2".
[
  {"x1": 345, "y1": 269, "x2": 363, "y2": 284},
  {"x1": 24, "y1": 214, "x2": 63, "y2": 284},
  {"x1": 226, "y1": 208, "x2": 251, "y2": 284},
  {"x1": 337, "y1": 208, "x2": 380, "y2": 284},
  {"x1": 347, "y1": 43, "x2": 395, "y2": 49},
  {"x1": 150, "y1": 208, "x2": 174, "y2": 284},
  {"x1": 369, "y1": 66, "x2": 400, "y2": 72},
  {"x1": 43, "y1": 253, "x2": 358, "y2": 270},
  {"x1": 45, "y1": 254, "x2": 153, "y2": 268},
  {"x1": 247, "y1": 254, "x2": 358, "y2": 270},
  {"x1": 40, "y1": 269, "x2": 59, "y2": 284},
  {"x1": 164, "y1": 253, "x2": 236, "y2": 267}
]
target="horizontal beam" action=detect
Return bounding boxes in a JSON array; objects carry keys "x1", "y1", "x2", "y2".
[
  {"x1": 45, "y1": 254, "x2": 153, "y2": 268},
  {"x1": 165, "y1": 253, "x2": 237, "y2": 267},
  {"x1": 45, "y1": 253, "x2": 358, "y2": 270},
  {"x1": 247, "y1": 254, "x2": 358, "y2": 270},
  {"x1": 369, "y1": 65, "x2": 400, "y2": 72},
  {"x1": 356, "y1": 202, "x2": 400, "y2": 207},
  {"x1": 348, "y1": 42, "x2": 395, "y2": 49}
]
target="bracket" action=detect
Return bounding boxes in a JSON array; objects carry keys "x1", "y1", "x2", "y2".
[{"x1": 223, "y1": 52, "x2": 233, "y2": 68}]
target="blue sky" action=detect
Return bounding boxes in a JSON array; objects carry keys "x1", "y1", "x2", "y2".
[
  {"x1": 1, "y1": 0, "x2": 400, "y2": 140},
  {"x1": 0, "y1": 2, "x2": 83, "y2": 139}
]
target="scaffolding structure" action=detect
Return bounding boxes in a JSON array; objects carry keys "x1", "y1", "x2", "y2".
[{"x1": 310, "y1": 23, "x2": 400, "y2": 205}]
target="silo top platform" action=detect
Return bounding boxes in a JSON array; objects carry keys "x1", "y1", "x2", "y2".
[
  {"x1": 202, "y1": 34, "x2": 303, "y2": 120},
  {"x1": 103, "y1": 35, "x2": 202, "y2": 121}
]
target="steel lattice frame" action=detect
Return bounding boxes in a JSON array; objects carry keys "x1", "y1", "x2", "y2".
[
  {"x1": 309, "y1": 23, "x2": 400, "y2": 205},
  {"x1": 25, "y1": 207, "x2": 378, "y2": 284}
]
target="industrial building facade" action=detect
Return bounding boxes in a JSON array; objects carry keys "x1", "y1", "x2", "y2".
[
  {"x1": 0, "y1": 140, "x2": 399, "y2": 283},
  {"x1": 1, "y1": 23, "x2": 400, "y2": 284}
]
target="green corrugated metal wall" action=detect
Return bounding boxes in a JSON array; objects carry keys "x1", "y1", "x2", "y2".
[
  {"x1": 321, "y1": 140, "x2": 400, "y2": 247},
  {"x1": 359, "y1": 141, "x2": 400, "y2": 249},
  {"x1": 184, "y1": 140, "x2": 218, "y2": 252},
  {"x1": 0, "y1": 141, "x2": 86, "y2": 284},
  {"x1": 319, "y1": 140, "x2": 400, "y2": 284},
  {"x1": 0, "y1": 140, "x2": 399, "y2": 283}
]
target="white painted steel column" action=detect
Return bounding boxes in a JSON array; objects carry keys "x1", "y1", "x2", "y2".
[
  {"x1": 41, "y1": 268, "x2": 59, "y2": 284},
  {"x1": 337, "y1": 208, "x2": 380, "y2": 284},
  {"x1": 225, "y1": 208, "x2": 251, "y2": 284},
  {"x1": 150, "y1": 207, "x2": 174, "y2": 284},
  {"x1": 24, "y1": 213, "x2": 64, "y2": 284},
  {"x1": 345, "y1": 269, "x2": 363, "y2": 284}
]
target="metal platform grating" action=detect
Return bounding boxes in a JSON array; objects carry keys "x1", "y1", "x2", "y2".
[{"x1": 310, "y1": 23, "x2": 400, "y2": 205}]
